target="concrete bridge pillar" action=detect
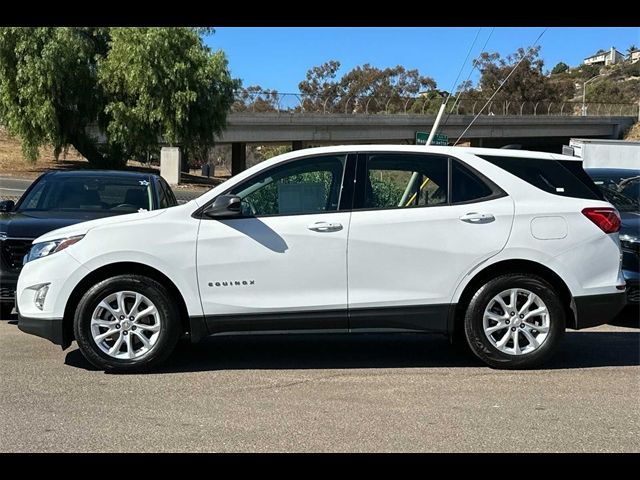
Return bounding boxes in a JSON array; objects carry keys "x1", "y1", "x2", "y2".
[
  {"x1": 231, "y1": 142, "x2": 247, "y2": 176},
  {"x1": 160, "y1": 147, "x2": 181, "y2": 185}
]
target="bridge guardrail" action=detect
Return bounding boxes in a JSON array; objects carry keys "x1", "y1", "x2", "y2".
[{"x1": 231, "y1": 91, "x2": 639, "y2": 117}]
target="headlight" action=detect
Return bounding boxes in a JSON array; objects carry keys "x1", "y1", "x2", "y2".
[{"x1": 25, "y1": 235, "x2": 84, "y2": 263}]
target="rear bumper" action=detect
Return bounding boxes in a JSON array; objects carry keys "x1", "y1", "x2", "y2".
[
  {"x1": 18, "y1": 314, "x2": 66, "y2": 347},
  {"x1": 572, "y1": 292, "x2": 627, "y2": 330},
  {"x1": 622, "y1": 269, "x2": 638, "y2": 304}
]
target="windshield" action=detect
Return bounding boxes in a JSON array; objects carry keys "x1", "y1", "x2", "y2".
[
  {"x1": 17, "y1": 176, "x2": 153, "y2": 213},
  {"x1": 589, "y1": 171, "x2": 640, "y2": 213}
]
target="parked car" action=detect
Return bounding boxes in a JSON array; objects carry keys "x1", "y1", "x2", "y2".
[
  {"x1": 16, "y1": 146, "x2": 626, "y2": 371},
  {"x1": 586, "y1": 168, "x2": 639, "y2": 306},
  {"x1": 0, "y1": 170, "x2": 177, "y2": 316}
]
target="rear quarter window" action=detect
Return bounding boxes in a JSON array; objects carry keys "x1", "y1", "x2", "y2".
[{"x1": 478, "y1": 155, "x2": 603, "y2": 200}]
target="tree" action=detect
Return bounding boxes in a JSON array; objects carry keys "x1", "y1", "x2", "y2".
[
  {"x1": 579, "y1": 64, "x2": 602, "y2": 79},
  {"x1": 628, "y1": 44, "x2": 638, "y2": 55},
  {"x1": 298, "y1": 60, "x2": 438, "y2": 113},
  {"x1": 0, "y1": 27, "x2": 236, "y2": 167},
  {"x1": 551, "y1": 62, "x2": 569, "y2": 75},
  {"x1": 298, "y1": 60, "x2": 342, "y2": 111},
  {"x1": 462, "y1": 46, "x2": 574, "y2": 109},
  {"x1": 233, "y1": 85, "x2": 279, "y2": 112}
]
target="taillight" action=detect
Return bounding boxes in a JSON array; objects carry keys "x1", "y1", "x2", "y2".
[{"x1": 581, "y1": 207, "x2": 621, "y2": 234}]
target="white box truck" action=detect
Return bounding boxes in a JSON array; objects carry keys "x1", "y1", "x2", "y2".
[{"x1": 563, "y1": 138, "x2": 640, "y2": 168}]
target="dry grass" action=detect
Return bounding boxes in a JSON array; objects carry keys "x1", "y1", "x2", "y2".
[
  {"x1": 0, "y1": 128, "x2": 226, "y2": 194},
  {"x1": 0, "y1": 127, "x2": 91, "y2": 179},
  {"x1": 624, "y1": 122, "x2": 640, "y2": 141}
]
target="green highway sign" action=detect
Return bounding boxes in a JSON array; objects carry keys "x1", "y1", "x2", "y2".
[
  {"x1": 415, "y1": 131, "x2": 448, "y2": 146},
  {"x1": 415, "y1": 131, "x2": 429, "y2": 145}
]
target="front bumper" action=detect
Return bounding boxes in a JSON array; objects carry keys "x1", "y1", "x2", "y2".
[
  {"x1": 572, "y1": 292, "x2": 627, "y2": 329},
  {"x1": 18, "y1": 314, "x2": 66, "y2": 346}
]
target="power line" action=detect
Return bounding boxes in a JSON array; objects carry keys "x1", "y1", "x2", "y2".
[
  {"x1": 453, "y1": 28, "x2": 549, "y2": 146},
  {"x1": 443, "y1": 28, "x2": 482, "y2": 109},
  {"x1": 424, "y1": 28, "x2": 482, "y2": 147},
  {"x1": 444, "y1": 27, "x2": 495, "y2": 122}
]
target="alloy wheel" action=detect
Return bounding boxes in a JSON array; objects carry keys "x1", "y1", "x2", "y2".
[
  {"x1": 90, "y1": 291, "x2": 162, "y2": 360},
  {"x1": 482, "y1": 288, "x2": 550, "y2": 355}
]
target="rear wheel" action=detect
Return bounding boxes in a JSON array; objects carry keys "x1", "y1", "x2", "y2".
[
  {"x1": 73, "y1": 275, "x2": 181, "y2": 372},
  {"x1": 464, "y1": 274, "x2": 565, "y2": 369}
]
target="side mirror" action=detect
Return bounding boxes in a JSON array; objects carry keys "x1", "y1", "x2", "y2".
[
  {"x1": 204, "y1": 195, "x2": 243, "y2": 218},
  {"x1": 0, "y1": 200, "x2": 15, "y2": 212}
]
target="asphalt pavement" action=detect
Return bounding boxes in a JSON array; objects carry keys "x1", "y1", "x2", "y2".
[
  {"x1": 0, "y1": 177, "x2": 32, "y2": 199},
  {"x1": 1, "y1": 316, "x2": 638, "y2": 452}
]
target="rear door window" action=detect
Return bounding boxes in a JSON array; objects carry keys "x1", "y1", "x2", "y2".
[
  {"x1": 357, "y1": 153, "x2": 448, "y2": 210},
  {"x1": 451, "y1": 160, "x2": 496, "y2": 204},
  {"x1": 478, "y1": 155, "x2": 602, "y2": 200}
]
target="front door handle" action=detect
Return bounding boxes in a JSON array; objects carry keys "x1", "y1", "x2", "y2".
[
  {"x1": 459, "y1": 212, "x2": 495, "y2": 224},
  {"x1": 307, "y1": 221, "x2": 343, "y2": 232}
]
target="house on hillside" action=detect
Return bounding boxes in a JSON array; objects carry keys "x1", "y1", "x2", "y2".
[
  {"x1": 584, "y1": 47, "x2": 625, "y2": 66},
  {"x1": 629, "y1": 49, "x2": 640, "y2": 63}
]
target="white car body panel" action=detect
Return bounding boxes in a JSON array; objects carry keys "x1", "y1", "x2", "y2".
[
  {"x1": 196, "y1": 212, "x2": 351, "y2": 315},
  {"x1": 18, "y1": 204, "x2": 203, "y2": 318},
  {"x1": 16, "y1": 145, "x2": 625, "y2": 339},
  {"x1": 347, "y1": 195, "x2": 514, "y2": 308}
]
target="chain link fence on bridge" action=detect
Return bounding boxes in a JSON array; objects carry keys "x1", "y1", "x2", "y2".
[{"x1": 231, "y1": 91, "x2": 639, "y2": 117}]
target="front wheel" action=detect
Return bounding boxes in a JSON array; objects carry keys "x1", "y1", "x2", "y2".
[
  {"x1": 464, "y1": 274, "x2": 565, "y2": 369},
  {"x1": 73, "y1": 275, "x2": 181, "y2": 372}
]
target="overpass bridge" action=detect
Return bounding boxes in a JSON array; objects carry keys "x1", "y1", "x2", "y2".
[
  {"x1": 219, "y1": 111, "x2": 637, "y2": 173},
  {"x1": 217, "y1": 91, "x2": 637, "y2": 172}
]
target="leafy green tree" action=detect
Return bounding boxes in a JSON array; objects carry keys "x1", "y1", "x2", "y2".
[
  {"x1": 628, "y1": 44, "x2": 638, "y2": 55},
  {"x1": 476, "y1": 47, "x2": 557, "y2": 102},
  {"x1": 551, "y1": 62, "x2": 569, "y2": 75},
  {"x1": 459, "y1": 46, "x2": 575, "y2": 110},
  {"x1": 253, "y1": 144, "x2": 291, "y2": 162},
  {"x1": 0, "y1": 27, "x2": 236, "y2": 167}
]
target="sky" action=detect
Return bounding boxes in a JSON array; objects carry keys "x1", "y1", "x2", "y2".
[{"x1": 204, "y1": 27, "x2": 640, "y2": 93}]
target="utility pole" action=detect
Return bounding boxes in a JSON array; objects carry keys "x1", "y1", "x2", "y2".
[
  {"x1": 426, "y1": 103, "x2": 447, "y2": 146},
  {"x1": 399, "y1": 102, "x2": 448, "y2": 206}
]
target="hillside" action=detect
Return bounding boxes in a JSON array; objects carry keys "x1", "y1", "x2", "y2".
[
  {"x1": 624, "y1": 122, "x2": 640, "y2": 140},
  {"x1": 549, "y1": 60, "x2": 640, "y2": 104}
]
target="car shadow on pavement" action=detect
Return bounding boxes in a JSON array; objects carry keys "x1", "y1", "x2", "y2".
[
  {"x1": 608, "y1": 308, "x2": 639, "y2": 329},
  {"x1": 64, "y1": 330, "x2": 640, "y2": 373}
]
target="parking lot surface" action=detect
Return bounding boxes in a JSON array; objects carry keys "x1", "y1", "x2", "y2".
[{"x1": 1, "y1": 316, "x2": 638, "y2": 452}]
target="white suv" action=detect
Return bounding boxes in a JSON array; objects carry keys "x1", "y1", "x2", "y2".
[{"x1": 16, "y1": 146, "x2": 626, "y2": 371}]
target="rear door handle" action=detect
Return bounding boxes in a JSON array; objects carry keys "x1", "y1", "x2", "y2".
[
  {"x1": 459, "y1": 212, "x2": 495, "y2": 224},
  {"x1": 307, "y1": 221, "x2": 343, "y2": 232}
]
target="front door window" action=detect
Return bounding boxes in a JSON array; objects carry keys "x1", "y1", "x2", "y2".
[{"x1": 229, "y1": 155, "x2": 347, "y2": 216}]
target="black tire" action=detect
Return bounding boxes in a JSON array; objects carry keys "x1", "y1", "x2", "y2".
[
  {"x1": 73, "y1": 275, "x2": 181, "y2": 372},
  {"x1": 464, "y1": 274, "x2": 565, "y2": 369}
]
